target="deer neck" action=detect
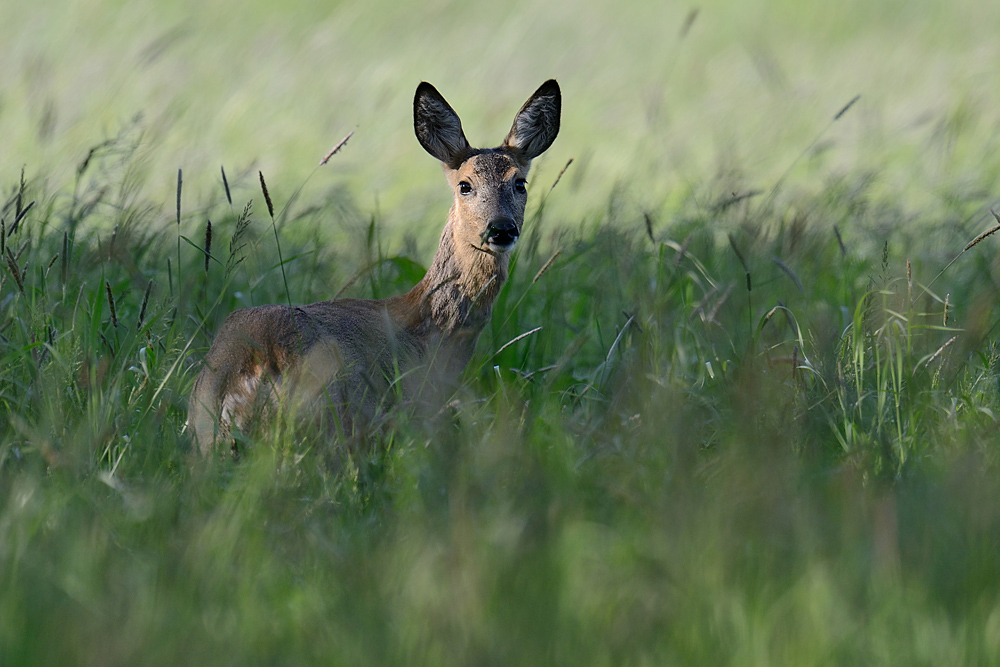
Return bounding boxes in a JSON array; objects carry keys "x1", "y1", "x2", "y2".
[{"x1": 404, "y1": 211, "x2": 510, "y2": 336}]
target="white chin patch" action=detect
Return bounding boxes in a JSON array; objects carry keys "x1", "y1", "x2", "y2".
[{"x1": 488, "y1": 239, "x2": 517, "y2": 253}]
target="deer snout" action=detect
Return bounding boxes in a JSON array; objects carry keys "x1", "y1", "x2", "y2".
[{"x1": 484, "y1": 218, "x2": 519, "y2": 250}]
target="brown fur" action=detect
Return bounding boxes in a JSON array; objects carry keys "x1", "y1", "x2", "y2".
[{"x1": 187, "y1": 80, "x2": 561, "y2": 454}]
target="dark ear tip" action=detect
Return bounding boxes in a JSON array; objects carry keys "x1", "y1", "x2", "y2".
[
  {"x1": 414, "y1": 81, "x2": 442, "y2": 105},
  {"x1": 536, "y1": 79, "x2": 560, "y2": 99}
]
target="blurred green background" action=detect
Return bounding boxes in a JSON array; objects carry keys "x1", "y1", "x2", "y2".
[
  {"x1": 4, "y1": 0, "x2": 1000, "y2": 665},
  {"x1": 5, "y1": 0, "x2": 999, "y2": 225}
]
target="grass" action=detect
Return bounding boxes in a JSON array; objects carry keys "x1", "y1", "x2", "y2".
[
  {"x1": 4, "y1": 0, "x2": 1000, "y2": 664},
  {"x1": 3, "y1": 125, "x2": 1000, "y2": 664}
]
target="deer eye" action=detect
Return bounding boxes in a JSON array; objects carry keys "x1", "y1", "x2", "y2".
[
  {"x1": 458, "y1": 181, "x2": 472, "y2": 195},
  {"x1": 514, "y1": 179, "x2": 527, "y2": 194}
]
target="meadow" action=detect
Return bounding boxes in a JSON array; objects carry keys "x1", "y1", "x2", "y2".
[{"x1": 3, "y1": 0, "x2": 1000, "y2": 664}]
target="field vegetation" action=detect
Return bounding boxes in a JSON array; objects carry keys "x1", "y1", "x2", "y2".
[{"x1": 3, "y1": 0, "x2": 1000, "y2": 664}]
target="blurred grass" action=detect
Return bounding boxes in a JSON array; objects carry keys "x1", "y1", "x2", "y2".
[
  {"x1": 4, "y1": 0, "x2": 1000, "y2": 664},
  {"x1": 4, "y1": 0, "x2": 1000, "y2": 227}
]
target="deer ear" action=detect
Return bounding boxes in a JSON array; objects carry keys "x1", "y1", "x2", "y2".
[
  {"x1": 414, "y1": 82, "x2": 472, "y2": 166},
  {"x1": 503, "y1": 79, "x2": 561, "y2": 162}
]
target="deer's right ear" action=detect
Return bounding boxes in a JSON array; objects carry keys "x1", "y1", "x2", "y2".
[
  {"x1": 414, "y1": 82, "x2": 472, "y2": 167},
  {"x1": 504, "y1": 79, "x2": 561, "y2": 162}
]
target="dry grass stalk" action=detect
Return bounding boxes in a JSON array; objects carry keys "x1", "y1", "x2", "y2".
[
  {"x1": 963, "y1": 212, "x2": 1000, "y2": 251},
  {"x1": 319, "y1": 131, "x2": 354, "y2": 166},
  {"x1": 532, "y1": 247, "x2": 562, "y2": 284},
  {"x1": 926, "y1": 335, "x2": 958, "y2": 368},
  {"x1": 943, "y1": 293, "x2": 950, "y2": 327},
  {"x1": 928, "y1": 209, "x2": 1000, "y2": 289},
  {"x1": 549, "y1": 158, "x2": 574, "y2": 193},
  {"x1": 493, "y1": 326, "x2": 543, "y2": 358}
]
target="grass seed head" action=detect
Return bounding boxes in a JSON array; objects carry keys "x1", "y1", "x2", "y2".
[
  {"x1": 834, "y1": 94, "x2": 861, "y2": 121},
  {"x1": 204, "y1": 219, "x2": 212, "y2": 272},
  {"x1": 176, "y1": 168, "x2": 182, "y2": 226},
  {"x1": 319, "y1": 131, "x2": 354, "y2": 166},
  {"x1": 5, "y1": 247, "x2": 24, "y2": 292},
  {"x1": 137, "y1": 279, "x2": 152, "y2": 331},
  {"x1": 963, "y1": 215, "x2": 1000, "y2": 252},
  {"x1": 221, "y1": 165, "x2": 232, "y2": 206},
  {"x1": 259, "y1": 171, "x2": 274, "y2": 219},
  {"x1": 105, "y1": 280, "x2": 118, "y2": 328},
  {"x1": 11, "y1": 200, "x2": 34, "y2": 235}
]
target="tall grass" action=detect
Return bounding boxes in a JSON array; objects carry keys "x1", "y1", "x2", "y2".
[{"x1": 2, "y1": 126, "x2": 1000, "y2": 664}]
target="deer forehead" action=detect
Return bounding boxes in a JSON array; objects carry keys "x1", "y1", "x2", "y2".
[{"x1": 447, "y1": 152, "x2": 524, "y2": 186}]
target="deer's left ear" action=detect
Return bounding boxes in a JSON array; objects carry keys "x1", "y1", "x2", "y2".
[
  {"x1": 414, "y1": 82, "x2": 472, "y2": 167},
  {"x1": 503, "y1": 79, "x2": 561, "y2": 162}
]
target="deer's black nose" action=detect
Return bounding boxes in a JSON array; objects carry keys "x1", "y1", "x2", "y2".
[{"x1": 486, "y1": 218, "x2": 519, "y2": 249}]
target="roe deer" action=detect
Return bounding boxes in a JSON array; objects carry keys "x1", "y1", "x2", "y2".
[{"x1": 187, "y1": 79, "x2": 561, "y2": 454}]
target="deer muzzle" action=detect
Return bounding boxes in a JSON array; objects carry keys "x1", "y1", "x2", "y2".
[{"x1": 485, "y1": 218, "x2": 519, "y2": 250}]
